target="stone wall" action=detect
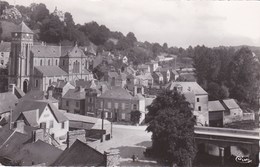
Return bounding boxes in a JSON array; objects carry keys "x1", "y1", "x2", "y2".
[{"x1": 67, "y1": 129, "x2": 86, "y2": 148}]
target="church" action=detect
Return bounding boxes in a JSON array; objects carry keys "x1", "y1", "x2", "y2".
[{"x1": 8, "y1": 22, "x2": 94, "y2": 93}]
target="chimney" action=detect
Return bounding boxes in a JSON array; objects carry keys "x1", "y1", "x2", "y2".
[
  {"x1": 32, "y1": 129, "x2": 45, "y2": 142},
  {"x1": 47, "y1": 89, "x2": 53, "y2": 99},
  {"x1": 67, "y1": 130, "x2": 86, "y2": 148},
  {"x1": 15, "y1": 120, "x2": 25, "y2": 133},
  {"x1": 133, "y1": 85, "x2": 137, "y2": 96},
  {"x1": 8, "y1": 84, "x2": 15, "y2": 94}
]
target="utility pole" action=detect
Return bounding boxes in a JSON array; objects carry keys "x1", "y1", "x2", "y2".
[{"x1": 100, "y1": 98, "x2": 104, "y2": 142}]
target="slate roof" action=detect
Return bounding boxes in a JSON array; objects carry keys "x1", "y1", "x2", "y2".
[
  {"x1": 153, "y1": 72, "x2": 163, "y2": 77},
  {"x1": 14, "y1": 22, "x2": 33, "y2": 34},
  {"x1": 64, "y1": 113, "x2": 110, "y2": 128},
  {"x1": 22, "y1": 90, "x2": 58, "y2": 103},
  {"x1": 31, "y1": 45, "x2": 64, "y2": 58},
  {"x1": 108, "y1": 71, "x2": 119, "y2": 78},
  {"x1": 12, "y1": 140, "x2": 62, "y2": 166},
  {"x1": 99, "y1": 86, "x2": 133, "y2": 100},
  {"x1": 13, "y1": 100, "x2": 68, "y2": 124},
  {"x1": 35, "y1": 66, "x2": 67, "y2": 77},
  {"x1": 0, "y1": 42, "x2": 11, "y2": 52},
  {"x1": 52, "y1": 139, "x2": 105, "y2": 166},
  {"x1": 221, "y1": 99, "x2": 240, "y2": 110},
  {"x1": 208, "y1": 100, "x2": 225, "y2": 112},
  {"x1": 0, "y1": 92, "x2": 19, "y2": 114},
  {"x1": 133, "y1": 93, "x2": 145, "y2": 100},
  {"x1": 166, "y1": 81, "x2": 208, "y2": 95},
  {"x1": 0, "y1": 127, "x2": 14, "y2": 146},
  {"x1": 21, "y1": 110, "x2": 38, "y2": 127},
  {"x1": 63, "y1": 88, "x2": 85, "y2": 100},
  {"x1": 0, "y1": 131, "x2": 31, "y2": 160}
]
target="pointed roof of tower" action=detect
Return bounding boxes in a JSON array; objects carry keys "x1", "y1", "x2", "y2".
[{"x1": 14, "y1": 22, "x2": 34, "y2": 34}]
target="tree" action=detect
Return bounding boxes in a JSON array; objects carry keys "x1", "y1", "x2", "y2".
[
  {"x1": 146, "y1": 90, "x2": 196, "y2": 166},
  {"x1": 130, "y1": 110, "x2": 142, "y2": 125},
  {"x1": 40, "y1": 15, "x2": 64, "y2": 43},
  {"x1": 228, "y1": 47, "x2": 260, "y2": 105},
  {"x1": 31, "y1": 3, "x2": 49, "y2": 23}
]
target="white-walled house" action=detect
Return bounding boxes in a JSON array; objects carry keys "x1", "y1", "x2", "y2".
[
  {"x1": 166, "y1": 81, "x2": 209, "y2": 126},
  {"x1": 14, "y1": 100, "x2": 69, "y2": 144}
]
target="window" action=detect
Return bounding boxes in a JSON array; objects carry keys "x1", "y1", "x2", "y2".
[
  {"x1": 40, "y1": 59, "x2": 43, "y2": 66},
  {"x1": 115, "y1": 103, "x2": 118, "y2": 109},
  {"x1": 56, "y1": 59, "x2": 58, "y2": 66},
  {"x1": 40, "y1": 122, "x2": 46, "y2": 129},
  {"x1": 1, "y1": 60, "x2": 4, "y2": 65},
  {"x1": 89, "y1": 97, "x2": 93, "y2": 103},
  {"x1": 48, "y1": 59, "x2": 51, "y2": 66},
  {"x1": 61, "y1": 122, "x2": 65, "y2": 129},
  {"x1": 35, "y1": 79, "x2": 39, "y2": 87},
  {"x1": 107, "y1": 112, "x2": 112, "y2": 118},
  {"x1": 107, "y1": 102, "x2": 111, "y2": 109},
  {"x1": 1, "y1": 52, "x2": 3, "y2": 57},
  {"x1": 133, "y1": 104, "x2": 137, "y2": 110},
  {"x1": 197, "y1": 98, "x2": 200, "y2": 102},
  {"x1": 49, "y1": 120, "x2": 54, "y2": 128},
  {"x1": 198, "y1": 106, "x2": 201, "y2": 111},
  {"x1": 63, "y1": 59, "x2": 65, "y2": 66},
  {"x1": 76, "y1": 101, "x2": 79, "y2": 107},
  {"x1": 122, "y1": 113, "x2": 125, "y2": 120},
  {"x1": 66, "y1": 100, "x2": 69, "y2": 106},
  {"x1": 73, "y1": 60, "x2": 80, "y2": 73},
  {"x1": 49, "y1": 79, "x2": 52, "y2": 85},
  {"x1": 100, "y1": 101, "x2": 103, "y2": 108},
  {"x1": 122, "y1": 103, "x2": 125, "y2": 110}
]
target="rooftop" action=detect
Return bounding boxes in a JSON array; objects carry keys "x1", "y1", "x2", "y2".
[
  {"x1": 12, "y1": 140, "x2": 62, "y2": 166},
  {"x1": 35, "y1": 66, "x2": 67, "y2": 77},
  {"x1": 208, "y1": 100, "x2": 225, "y2": 112},
  {"x1": 13, "y1": 100, "x2": 68, "y2": 124},
  {"x1": 53, "y1": 139, "x2": 105, "y2": 166},
  {"x1": 21, "y1": 90, "x2": 58, "y2": 103},
  {"x1": 221, "y1": 99, "x2": 240, "y2": 110},
  {"x1": 166, "y1": 81, "x2": 208, "y2": 95},
  {"x1": 63, "y1": 88, "x2": 85, "y2": 100},
  {"x1": 0, "y1": 92, "x2": 18, "y2": 114},
  {"x1": 99, "y1": 86, "x2": 133, "y2": 100},
  {"x1": 14, "y1": 22, "x2": 33, "y2": 34}
]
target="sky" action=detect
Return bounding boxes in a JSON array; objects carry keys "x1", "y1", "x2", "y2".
[{"x1": 6, "y1": 0, "x2": 260, "y2": 48}]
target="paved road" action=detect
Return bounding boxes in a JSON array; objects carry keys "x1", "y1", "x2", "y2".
[{"x1": 88, "y1": 124, "x2": 160, "y2": 166}]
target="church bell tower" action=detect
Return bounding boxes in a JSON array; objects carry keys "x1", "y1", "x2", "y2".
[{"x1": 8, "y1": 22, "x2": 34, "y2": 93}]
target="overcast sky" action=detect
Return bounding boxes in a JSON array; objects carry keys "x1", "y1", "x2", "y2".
[{"x1": 6, "y1": 0, "x2": 260, "y2": 48}]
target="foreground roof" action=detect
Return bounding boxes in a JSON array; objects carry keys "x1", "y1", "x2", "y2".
[
  {"x1": 12, "y1": 140, "x2": 62, "y2": 166},
  {"x1": 53, "y1": 139, "x2": 105, "y2": 166}
]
